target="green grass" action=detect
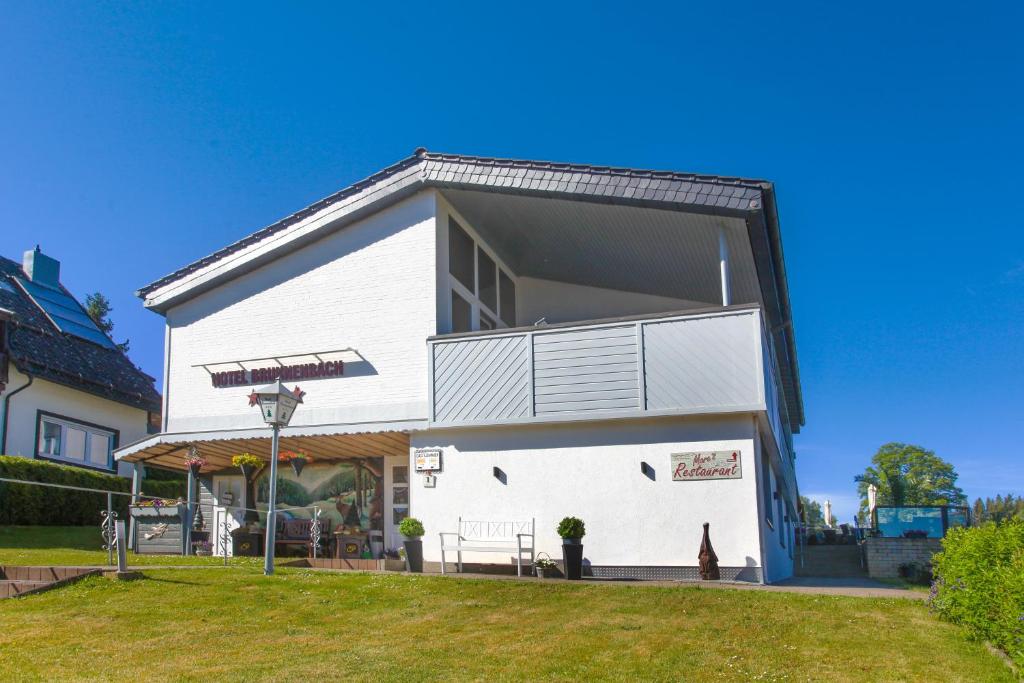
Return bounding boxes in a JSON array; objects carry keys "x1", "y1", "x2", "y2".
[
  {"x1": 0, "y1": 525, "x2": 266, "y2": 567},
  {"x1": 0, "y1": 567, "x2": 1014, "y2": 682}
]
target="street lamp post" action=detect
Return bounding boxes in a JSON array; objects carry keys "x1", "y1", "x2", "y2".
[{"x1": 249, "y1": 381, "x2": 304, "y2": 576}]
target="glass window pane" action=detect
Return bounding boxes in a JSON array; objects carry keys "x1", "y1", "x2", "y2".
[
  {"x1": 65, "y1": 427, "x2": 86, "y2": 461},
  {"x1": 479, "y1": 311, "x2": 496, "y2": 331},
  {"x1": 451, "y1": 290, "x2": 472, "y2": 333},
  {"x1": 40, "y1": 421, "x2": 61, "y2": 455},
  {"x1": 448, "y1": 219, "x2": 475, "y2": 291},
  {"x1": 499, "y1": 270, "x2": 516, "y2": 326},
  {"x1": 89, "y1": 432, "x2": 111, "y2": 466},
  {"x1": 477, "y1": 247, "x2": 497, "y2": 312}
]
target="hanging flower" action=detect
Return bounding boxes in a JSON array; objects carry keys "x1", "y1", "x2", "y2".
[
  {"x1": 279, "y1": 449, "x2": 311, "y2": 464},
  {"x1": 184, "y1": 447, "x2": 207, "y2": 469}
]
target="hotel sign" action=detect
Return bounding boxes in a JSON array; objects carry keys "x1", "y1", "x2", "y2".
[
  {"x1": 210, "y1": 360, "x2": 344, "y2": 388},
  {"x1": 671, "y1": 451, "x2": 742, "y2": 481}
]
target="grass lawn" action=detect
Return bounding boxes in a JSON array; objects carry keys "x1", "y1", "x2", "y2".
[
  {"x1": 0, "y1": 567, "x2": 1013, "y2": 682},
  {"x1": 0, "y1": 525, "x2": 265, "y2": 567}
]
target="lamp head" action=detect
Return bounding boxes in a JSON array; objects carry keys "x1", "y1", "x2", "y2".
[{"x1": 249, "y1": 381, "x2": 303, "y2": 426}]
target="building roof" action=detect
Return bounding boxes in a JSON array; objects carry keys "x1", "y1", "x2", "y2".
[
  {"x1": 137, "y1": 149, "x2": 803, "y2": 429},
  {"x1": 0, "y1": 256, "x2": 161, "y2": 412}
]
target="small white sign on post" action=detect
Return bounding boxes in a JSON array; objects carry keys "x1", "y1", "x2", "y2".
[
  {"x1": 414, "y1": 448, "x2": 442, "y2": 473},
  {"x1": 671, "y1": 451, "x2": 742, "y2": 481}
]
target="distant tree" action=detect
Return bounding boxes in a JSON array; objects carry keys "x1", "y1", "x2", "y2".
[
  {"x1": 972, "y1": 494, "x2": 1024, "y2": 525},
  {"x1": 854, "y1": 443, "x2": 966, "y2": 519},
  {"x1": 84, "y1": 292, "x2": 129, "y2": 352},
  {"x1": 800, "y1": 496, "x2": 825, "y2": 526}
]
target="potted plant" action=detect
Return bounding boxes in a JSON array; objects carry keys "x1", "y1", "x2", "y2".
[
  {"x1": 557, "y1": 516, "x2": 586, "y2": 580},
  {"x1": 232, "y1": 453, "x2": 262, "y2": 482},
  {"x1": 184, "y1": 447, "x2": 206, "y2": 478},
  {"x1": 398, "y1": 517, "x2": 425, "y2": 573},
  {"x1": 533, "y1": 553, "x2": 558, "y2": 579},
  {"x1": 279, "y1": 449, "x2": 311, "y2": 477},
  {"x1": 192, "y1": 540, "x2": 213, "y2": 556}
]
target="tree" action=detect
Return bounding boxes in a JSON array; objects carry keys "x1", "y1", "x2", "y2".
[
  {"x1": 972, "y1": 494, "x2": 1024, "y2": 525},
  {"x1": 854, "y1": 442, "x2": 966, "y2": 519},
  {"x1": 800, "y1": 496, "x2": 825, "y2": 527},
  {"x1": 84, "y1": 292, "x2": 129, "y2": 352}
]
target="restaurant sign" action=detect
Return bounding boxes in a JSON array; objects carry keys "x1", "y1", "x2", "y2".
[
  {"x1": 671, "y1": 451, "x2": 742, "y2": 482},
  {"x1": 414, "y1": 448, "x2": 442, "y2": 473},
  {"x1": 210, "y1": 360, "x2": 344, "y2": 388}
]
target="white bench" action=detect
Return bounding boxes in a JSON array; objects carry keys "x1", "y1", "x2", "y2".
[{"x1": 440, "y1": 518, "x2": 535, "y2": 576}]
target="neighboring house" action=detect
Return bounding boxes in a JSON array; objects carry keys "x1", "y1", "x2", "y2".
[
  {"x1": 0, "y1": 247, "x2": 161, "y2": 476},
  {"x1": 116, "y1": 149, "x2": 803, "y2": 582}
]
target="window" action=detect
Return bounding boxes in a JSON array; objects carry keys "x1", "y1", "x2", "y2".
[
  {"x1": 761, "y1": 448, "x2": 773, "y2": 527},
  {"x1": 451, "y1": 291, "x2": 472, "y2": 333},
  {"x1": 448, "y1": 220, "x2": 475, "y2": 291},
  {"x1": 446, "y1": 215, "x2": 517, "y2": 332},
  {"x1": 499, "y1": 270, "x2": 516, "y2": 326},
  {"x1": 477, "y1": 247, "x2": 497, "y2": 312},
  {"x1": 777, "y1": 493, "x2": 786, "y2": 548},
  {"x1": 36, "y1": 413, "x2": 116, "y2": 470}
]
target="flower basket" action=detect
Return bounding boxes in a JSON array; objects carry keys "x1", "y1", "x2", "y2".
[
  {"x1": 279, "y1": 450, "x2": 311, "y2": 477},
  {"x1": 232, "y1": 453, "x2": 262, "y2": 481},
  {"x1": 534, "y1": 552, "x2": 558, "y2": 579}
]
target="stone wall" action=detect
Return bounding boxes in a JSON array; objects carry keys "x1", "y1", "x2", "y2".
[{"x1": 864, "y1": 537, "x2": 943, "y2": 578}]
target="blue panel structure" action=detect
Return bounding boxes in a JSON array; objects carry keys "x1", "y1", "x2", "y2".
[{"x1": 17, "y1": 278, "x2": 115, "y2": 349}]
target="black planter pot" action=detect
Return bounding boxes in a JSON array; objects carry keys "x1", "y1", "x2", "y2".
[
  {"x1": 403, "y1": 538, "x2": 423, "y2": 573},
  {"x1": 562, "y1": 539, "x2": 584, "y2": 580},
  {"x1": 239, "y1": 463, "x2": 256, "y2": 481},
  {"x1": 290, "y1": 459, "x2": 306, "y2": 477},
  {"x1": 188, "y1": 462, "x2": 202, "y2": 478}
]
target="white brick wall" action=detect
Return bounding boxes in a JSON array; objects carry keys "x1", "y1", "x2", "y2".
[{"x1": 162, "y1": 191, "x2": 438, "y2": 432}]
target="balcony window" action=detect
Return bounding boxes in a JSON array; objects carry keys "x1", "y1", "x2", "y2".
[
  {"x1": 499, "y1": 270, "x2": 516, "y2": 326},
  {"x1": 448, "y1": 220, "x2": 475, "y2": 291},
  {"x1": 36, "y1": 412, "x2": 116, "y2": 470},
  {"x1": 445, "y1": 214, "x2": 517, "y2": 332}
]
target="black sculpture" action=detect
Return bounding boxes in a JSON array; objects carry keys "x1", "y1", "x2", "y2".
[{"x1": 698, "y1": 522, "x2": 720, "y2": 580}]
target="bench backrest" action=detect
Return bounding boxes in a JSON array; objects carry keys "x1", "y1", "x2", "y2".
[
  {"x1": 277, "y1": 518, "x2": 330, "y2": 539},
  {"x1": 458, "y1": 518, "x2": 534, "y2": 543}
]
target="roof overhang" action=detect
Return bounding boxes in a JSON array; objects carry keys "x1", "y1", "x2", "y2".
[
  {"x1": 115, "y1": 422, "x2": 418, "y2": 472},
  {"x1": 137, "y1": 150, "x2": 804, "y2": 430}
]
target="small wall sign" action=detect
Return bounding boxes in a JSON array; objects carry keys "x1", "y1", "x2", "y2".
[
  {"x1": 414, "y1": 448, "x2": 443, "y2": 472},
  {"x1": 671, "y1": 451, "x2": 742, "y2": 481},
  {"x1": 423, "y1": 474, "x2": 436, "y2": 488}
]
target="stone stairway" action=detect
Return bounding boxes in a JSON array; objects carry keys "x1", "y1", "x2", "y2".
[
  {"x1": 0, "y1": 566, "x2": 100, "y2": 598},
  {"x1": 794, "y1": 545, "x2": 866, "y2": 578}
]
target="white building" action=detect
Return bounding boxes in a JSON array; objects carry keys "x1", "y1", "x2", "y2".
[
  {"x1": 116, "y1": 150, "x2": 803, "y2": 582},
  {"x1": 0, "y1": 247, "x2": 161, "y2": 476}
]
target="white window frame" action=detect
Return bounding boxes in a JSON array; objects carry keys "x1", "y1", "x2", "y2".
[
  {"x1": 445, "y1": 215, "x2": 518, "y2": 333},
  {"x1": 36, "y1": 412, "x2": 116, "y2": 471}
]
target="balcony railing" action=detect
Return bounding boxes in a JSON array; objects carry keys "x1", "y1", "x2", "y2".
[{"x1": 428, "y1": 304, "x2": 783, "y2": 432}]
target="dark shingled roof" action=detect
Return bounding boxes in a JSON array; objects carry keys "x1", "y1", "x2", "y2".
[{"x1": 0, "y1": 256, "x2": 161, "y2": 412}]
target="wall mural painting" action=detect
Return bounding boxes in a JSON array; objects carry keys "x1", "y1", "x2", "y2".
[{"x1": 256, "y1": 458, "x2": 384, "y2": 532}]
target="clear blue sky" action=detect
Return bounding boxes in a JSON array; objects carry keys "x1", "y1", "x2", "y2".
[{"x1": 3, "y1": 3, "x2": 1021, "y2": 521}]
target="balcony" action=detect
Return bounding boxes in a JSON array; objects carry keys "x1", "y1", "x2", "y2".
[{"x1": 428, "y1": 304, "x2": 787, "y2": 441}]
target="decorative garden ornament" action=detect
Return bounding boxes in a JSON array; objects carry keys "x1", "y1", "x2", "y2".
[{"x1": 698, "y1": 522, "x2": 720, "y2": 580}]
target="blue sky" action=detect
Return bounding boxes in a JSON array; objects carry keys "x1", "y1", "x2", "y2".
[{"x1": 2, "y1": 3, "x2": 1021, "y2": 521}]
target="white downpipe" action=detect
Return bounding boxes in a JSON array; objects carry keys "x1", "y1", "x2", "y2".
[{"x1": 718, "y1": 225, "x2": 731, "y2": 306}]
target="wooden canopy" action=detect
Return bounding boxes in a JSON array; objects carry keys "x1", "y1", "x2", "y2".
[{"x1": 118, "y1": 430, "x2": 410, "y2": 474}]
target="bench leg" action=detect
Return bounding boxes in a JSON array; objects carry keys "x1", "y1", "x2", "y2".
[
  {"x1": 458, "y1": 550, "x2": 463, "y2": 574},
  {"x1": 517, "y1": 553, "x2": 522, "y2": 577},
  {"x1": 441, "y1": 547, "x2": 446, "y2": 575}
]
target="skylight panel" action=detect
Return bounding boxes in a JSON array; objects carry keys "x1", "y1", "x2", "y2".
[{"x1": 16, "y1": 278, "x2": 115, "y2": 349}]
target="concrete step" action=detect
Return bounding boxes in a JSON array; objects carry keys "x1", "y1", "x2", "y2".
[{"x1": 0, "y1": 566, "x2": 100, "y2": 598}]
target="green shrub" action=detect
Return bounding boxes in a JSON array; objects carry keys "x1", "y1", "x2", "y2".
[
  {"x1": 930, "y1": 519, "x2": 1024, "y2": 669},
  {"x1": 398, "y1": 517, "x2": 425, "y2": 538},
  {"x1": 557, "y1": 516, "x2": 586, "y2": 539},
  {"x1": 0, "y1": 455, "x2": 185, "y2": 526}
]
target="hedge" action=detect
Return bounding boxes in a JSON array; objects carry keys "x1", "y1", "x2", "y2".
[
  {"x1": 0, "y1": 456, "x2": 187, "y2": 526},
  {"x1": 929, "y1": 519, "x2": 1024, "y2": 669}
]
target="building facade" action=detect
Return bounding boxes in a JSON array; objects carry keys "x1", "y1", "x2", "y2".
[
  {"x1": 0, "y1": 248, "x2": 161, "y2": 476},
  {"x1": 116, "y1": 150, "x2": 803, "y2": 582}
]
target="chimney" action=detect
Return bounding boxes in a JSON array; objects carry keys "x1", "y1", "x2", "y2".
[{"x1": 22, "y1": 245, "x2": 61, "y2": 288}]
